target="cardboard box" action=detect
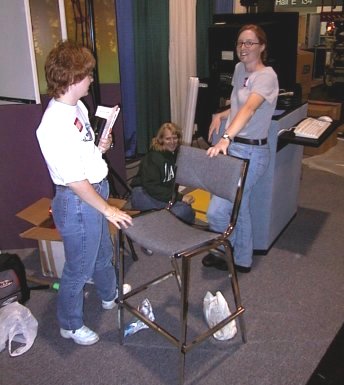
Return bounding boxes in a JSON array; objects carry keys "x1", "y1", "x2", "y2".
[
  {"x1": 297, "y1": 50, "x2": 314, "y2": 100},
  {"x1": 307, "y1": 100, "x2": 342, "y2": 120},
  {"x1": 16, "y1": 197, "x2": 127, "y2": 278},
  {"x1": 298, "y1": 15, "x2": 307, "y2": 47},
  {"x1": 304, "y1": 100, "x2": 342, "y2": 156},
  {"x1": 303, "y1": 131, "x2": 338, "y2": 156}
]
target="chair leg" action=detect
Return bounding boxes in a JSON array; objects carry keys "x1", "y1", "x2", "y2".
[
  {"x1": 179, "y1": 255, "x2": 191, "y2": 385},
  {"x1": 224, "y1": 243, "x2": 247, "y2": 343},
  {"x1": 170, "y1": 256, "x2": 182, "y2": 290},
  {"x1": 237, "y1": 309, "x2": 247, "y2": 343},
  {"x1": 126, "y1": 236, "x2": 139, "y2": 261},
  {"x1": 118, "y1": 230, "x2": 125, "y2": 344}
]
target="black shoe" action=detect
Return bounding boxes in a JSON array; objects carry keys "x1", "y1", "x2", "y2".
[
  {"x1": 202, "y1": 253, "x2": 228, "y2": 271},
  {"x1": 234, "y1": 264, "x2": 251, "y2": 273},
  {"x1": 202, "y1": 253, "x2": 251, "y2": 273}
]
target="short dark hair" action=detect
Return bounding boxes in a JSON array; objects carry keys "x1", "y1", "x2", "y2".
[{"x1": 45, "y1": 40, "x2": 95, "y2": 98}]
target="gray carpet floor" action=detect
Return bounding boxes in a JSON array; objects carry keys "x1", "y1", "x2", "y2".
[
  {"x1": 303, "y1": 140, "x2": 344, "y2": 177},
  {"x1": 1, "y1": 164, "x2": 343, "y2": 385}
]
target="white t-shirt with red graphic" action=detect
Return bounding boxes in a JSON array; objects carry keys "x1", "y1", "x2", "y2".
[{"x1": 36, "y1": 99, "x2": 108, "y2": 186}]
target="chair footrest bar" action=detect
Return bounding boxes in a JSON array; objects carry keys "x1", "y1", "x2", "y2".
[
  {"x1": 183, "y1": 306, "x2": 245, "y2": 354},
  {"x1": 121, "y1": 302, "x2": 180, "y2": 347},
  {"x1": 119, "y1": 270, "x2": 176, "y2": 301},
  {"x1": 120, "y1": 301, "x2": 245, "y2": 354}
]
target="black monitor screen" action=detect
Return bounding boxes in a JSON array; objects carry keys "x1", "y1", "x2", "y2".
[{"x1": 209, "y1": 12, "x2": 299, "y2": 94}]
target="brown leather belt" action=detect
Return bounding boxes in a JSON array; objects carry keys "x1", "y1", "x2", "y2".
[{"x1": 233, "y1": 137, "x2": 267, "y2": 146}]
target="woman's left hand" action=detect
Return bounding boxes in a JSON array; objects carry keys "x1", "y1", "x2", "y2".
[
  {"x1": 206, "y1": 138, "x2": 230, "y2": 158},
  {"x1": 98, "y1": 135, "x2": 113, "y2": 153},
  {"x1": 104, "y1": 206, "x2": 133, "y2": 229}
]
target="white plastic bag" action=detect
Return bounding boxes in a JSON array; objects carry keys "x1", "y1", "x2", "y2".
[
  {"x1": 0, "y1": 301, "x2": 38, "y2": 356},
  {"x1": 124, "y1": 298, "x2": 155, "y2": 337},
  {"x1": 203, "y1": 291, "x2": 237, "y2": 341}
]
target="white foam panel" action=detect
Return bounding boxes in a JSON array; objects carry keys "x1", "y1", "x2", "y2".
[{"x1": 182, "y1": 77, "x2": 199, "y2": 145}]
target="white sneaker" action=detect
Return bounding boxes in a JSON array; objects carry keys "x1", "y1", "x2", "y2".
[
  {"x1": 141, "y1": 247, "x2": 153, "y2": 256},
  {"x1": 102, "y1": 283, "x2": 132, "y2": 310},
  {"x1": 60, "y1": 325, "x2": 99, "y2": 345}
]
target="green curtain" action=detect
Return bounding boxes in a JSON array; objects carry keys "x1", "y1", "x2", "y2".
[
  {"x1": 196, "y1": 0, "x2": 214, "y2": 80},
  {"x1": 132, "y1": 0, "x2": 170, "y2": 154}
]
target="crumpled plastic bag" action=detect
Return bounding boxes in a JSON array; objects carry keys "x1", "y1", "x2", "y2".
[
  {"x1": 0, "y1": 301, "x2": 38, "y2": 356},
  {"x1": 124, "y1": 298, "x2": 155, "y2": 337},
  {"x1": 203, "y1": 291, "x2": 237, "y2": 341}
]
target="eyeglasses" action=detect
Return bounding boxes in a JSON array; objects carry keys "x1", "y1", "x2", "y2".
[{"x1": 236, "y1": 41, "x2": 260, "y2": 48}]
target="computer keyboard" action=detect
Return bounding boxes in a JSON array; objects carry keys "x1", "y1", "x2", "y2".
[{"x1": 293, "y1": 117, "x2": 331, "y2": 139}]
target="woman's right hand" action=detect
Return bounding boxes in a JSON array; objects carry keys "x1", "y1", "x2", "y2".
[
  {"x1": 208, "y1": 114, "x2": 222, "y2": 142},
  {"x1": 207, "y1": 138, "x2": 230, "y2": 158},
  {"x1": 104, "y1": 206, "x2": 133, "y2": 229}
]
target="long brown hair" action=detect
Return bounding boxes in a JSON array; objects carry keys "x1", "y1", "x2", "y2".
[{"x1": 151, "y1": 122, "x2": 182, "y2": 151}]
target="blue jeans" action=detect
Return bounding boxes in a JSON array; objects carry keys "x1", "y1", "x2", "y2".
[
  {"x1": 207, "y1": 142, "x2": 270, "y2": 267},
  {"x1": 131, "y1": 186, "x2": 195, "y2": 224},
  {"x1": 52, "y1": 179, "x2": 116, "y2": 330}
]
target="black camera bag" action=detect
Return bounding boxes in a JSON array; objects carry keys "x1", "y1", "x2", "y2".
[{"x1": 0, "y1": 253, "x2": 30, "y2": 307}]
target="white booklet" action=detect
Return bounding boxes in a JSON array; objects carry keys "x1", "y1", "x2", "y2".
[{"x1": 93, "y1": 104, "x2": 121, "y2": 146}]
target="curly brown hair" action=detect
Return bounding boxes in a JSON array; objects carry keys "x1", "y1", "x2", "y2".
[
  {"x1": 45, "y1": 40, "x2": 96, "y2": 98},
  {"x1": 151, "y1": 122, "x2": 182, "y2": 152}
]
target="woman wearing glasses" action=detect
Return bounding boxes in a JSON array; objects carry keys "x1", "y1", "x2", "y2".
[{"x1": 203, "y1": 24, "x2": 279, "y2": 273}]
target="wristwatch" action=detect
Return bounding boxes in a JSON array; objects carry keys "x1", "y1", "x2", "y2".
[{"x1": 221, "y1": 133, "x2": 232, "y2": 141}]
